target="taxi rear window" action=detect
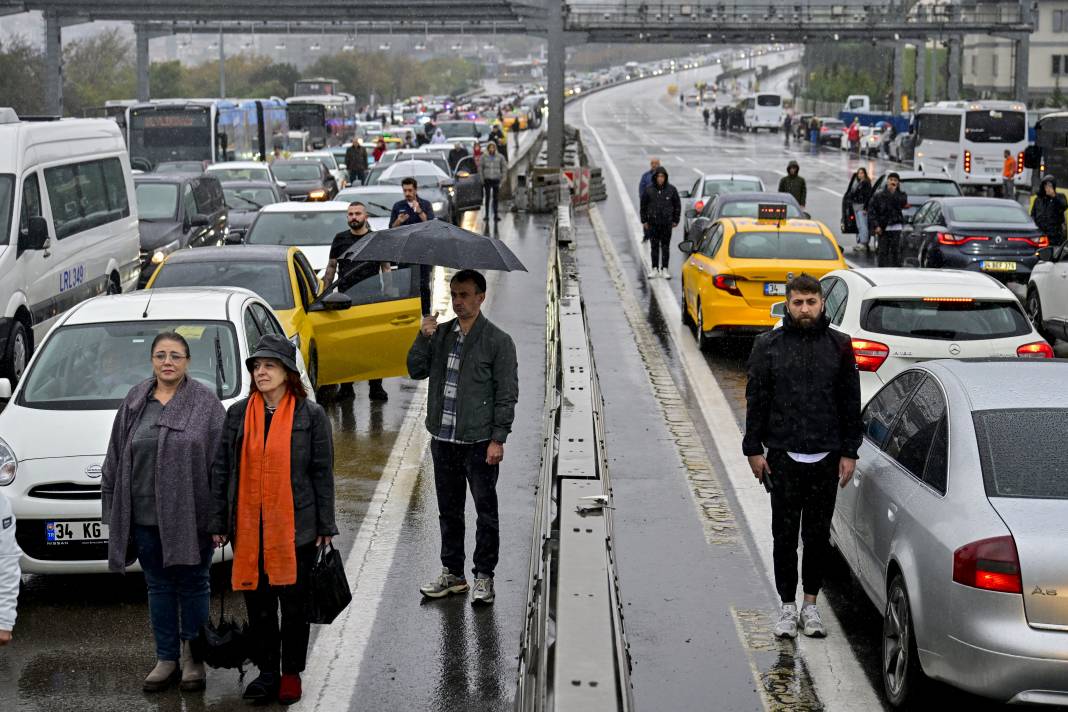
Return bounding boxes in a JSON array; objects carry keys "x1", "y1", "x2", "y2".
[{"x1": 728, "y1": 231, "x2": 838, "y2": 260}]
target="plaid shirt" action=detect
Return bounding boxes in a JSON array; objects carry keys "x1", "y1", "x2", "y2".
[{"x1": 435, "y1": 323, "x2": 471, "y2": 444}]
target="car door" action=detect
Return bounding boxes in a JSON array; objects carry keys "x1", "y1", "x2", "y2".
[
  {"x1": 305, "y1": 264, "x2": 422, "y2": 385},
  {"x1": 683, "y1": 223, "x2": 723, "y2": 318},
  {"x1": 1040, "y1": 242, "x2": 1068, "y2": 332},
  {"x1": 856, "y1": 374, "x2": 944, "y2": 602},
  {"x1": 18, "y1": 171, "x2": 55, "y2": 329},
  {"x1": 451, "y1": 156, "x2": 483, "y2": 212},
  {"x1": 179, "y1": 182, "x2": 200, "y2": 249},
  {"x1": 902, "y1": 201, "x2": 931, "y2": 264}
]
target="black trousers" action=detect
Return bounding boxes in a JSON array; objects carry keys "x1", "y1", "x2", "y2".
[
  {"x1": 430, "y1": 439, "x2": 500, "y2": 578},
  {"x1": 483, "y1": 179, "x2": 501, "y2": 218},
  {"x1": 243, "y1": 542, "x2": 317, "y2": 675},
  {"x1": 649, "y1": 225, "x2": 672, "y2": 269},
  {"x1": 876, "y1": 228, "x2": 902, "y2": 267},
  {"x1": 767, "y1": 449, "x2": 840, "y2": 603}
]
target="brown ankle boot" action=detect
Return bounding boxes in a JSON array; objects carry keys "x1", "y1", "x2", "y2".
[
  {"x1": 179, "y1": 640, "x2": 206, "y2": 691},
  {"x1": 143, "y1": 660, "x2": 178, "y2": 692}
]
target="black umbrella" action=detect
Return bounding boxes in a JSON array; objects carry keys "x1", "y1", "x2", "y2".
[{"x1": 340, "y1": 220, "x2": 527, "y2": 272}]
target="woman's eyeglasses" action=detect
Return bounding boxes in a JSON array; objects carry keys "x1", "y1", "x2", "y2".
[{"x1": 152, "y1": 352, "x2": 188, "y2": 363}]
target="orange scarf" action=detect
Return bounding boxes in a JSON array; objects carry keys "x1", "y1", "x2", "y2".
[{"x1": 232, "y1": 390, "x2": 297, "y2": 591}]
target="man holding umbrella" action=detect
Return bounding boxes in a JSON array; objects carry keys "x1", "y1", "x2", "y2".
[
  {"x1": 408, "y1": 270, "x2": 518, "y2": 605},
  {"x1": 390, "y1": 177, "x2": 436, "y2": 316}
]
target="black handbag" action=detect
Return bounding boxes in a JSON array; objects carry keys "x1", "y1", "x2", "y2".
[
  {"x1": 191, "y1": 547, "x2": 251, "y2": 670},
  {"x1": 305, "y1": 542, "x2": 352, "y2": 625}
]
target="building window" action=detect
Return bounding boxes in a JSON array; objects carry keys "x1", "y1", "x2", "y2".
[
  {"x1": 992, "y1": 54, "x2": 999, "y2": 78},
  {"x1": 1054, "y1": 55, "x2": 1068, "y2": 75},
  {"x1": 971, "y1": 54, "x2": 977, "y2": 75},
  {"x1": 1055, "y1": 10, "x2": 1064, "y2": 32},
  {"x1": 1055, "y1": 55, "x2": 1062, "y2": 76}
]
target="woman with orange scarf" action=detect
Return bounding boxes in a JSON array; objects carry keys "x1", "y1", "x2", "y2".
[{"x1": 209, "y1": 334, "x2": 336, "y2": 705}]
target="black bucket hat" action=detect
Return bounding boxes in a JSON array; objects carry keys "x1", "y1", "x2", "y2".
[{"x1": 245, "y1": 333, "x2": 299, "y2": 374}]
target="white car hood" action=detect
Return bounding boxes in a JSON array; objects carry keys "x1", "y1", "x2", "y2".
[{"x1": 1, "y1": 407, "x2": 112, "y2": 462}]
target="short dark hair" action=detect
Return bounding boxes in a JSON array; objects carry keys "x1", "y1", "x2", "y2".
[
  {"x1": 401, "y1": 177, "x2": 418, "y2": 189},
  {"x1": 348, "y1": 201, "x2": 366, "y2": 210},
  {"x1": 151, "y1": 331, "x2": 190, "y2": 358},
  {"x1": 886, "y1": 171, "x2": 900, "y2": 181},
  {"x1": 785, "y1": 273, "x2": 822, "y2": 298},
  {"x1": 450, "y1": 269, "x2": 487, "y2": 294}
]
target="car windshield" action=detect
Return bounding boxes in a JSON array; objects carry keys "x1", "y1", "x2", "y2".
[
  {"x1": 757, "y1": 95, "x2": 780, "y2": 107},
  {"x1": 965, "y1": 110, "x2": 1026, "y2": 144},
  {"x1": 334, "y1": 192, "x2": 397, "y2": 217},
  {"x1": 0, "y1": 175, "x2": 12, "y2": 247},
  {"x1": 703, "y1": 180, "x2": 762, "y2": 197},
  {"x1": 18, "y1": 320, "x2": 240, "y2": 409},
  {"x1": 154, "y1": 162, "x2": 202, "y2": 174},
  {"x1": 862, "y1": 299, "x2": 1031, "y2": 340},
  {"x1": 135, "y1": 183, "x2": 179, "y2": 221},
  {"x1": 728, "y1": 231, "x2": 838, "y2": 260},
  {"x1": 151, "y1": 261, "x2": 293, "y2": 310},
  {"x1": 368, "y1": 162, "x2": 447, "y2": 186},
  {"x1": 209, "y1": 168, "x2": 270, "y2": 182},
  {"x1": 223, "y1": 187, "x2": 277, "y2": 211},
  {"x1": 974, "y1": 409, "x2": 1068, "y2": 499},
  {"x1": 900, "y1": 179, "x2": 961, "y2": 197},
  {"x1": 246, "y1": 211, "x2": 347, "y2": 247},
  {"x1": 438, "y1": 122, "x2": 478, "y2": 138},
  {"x1": 947, "y1": 203, "x2": 1031, "y2": 224},
  {"x1": 720, "y1": 202, "x2": 802, "y2": 219},
  {"x1": 272, "y1": 163, "x2": 321, "y2": 181}
]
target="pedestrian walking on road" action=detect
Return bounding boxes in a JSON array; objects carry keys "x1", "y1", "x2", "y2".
[
  {"x1": 783, "y1": 113, "x2": 792, "y2": 146},
  {"x1": 703, "y1": 106, "x2": 711, "y2": 127},
  {"x1": 480, "y1": 140, "x2": 507, "y2": 222},
  {"x1": 372, "y1": 138, "x2": 387, "y2": 164},
  {"x1": 209, "y1": 335, "x2": 337, "y2": 706},
  {"x1": 409, "y1": 270, "x2": 519, "y2": 606},
  {"x1": 868, "y1": 172, "x2": 908, "y2": 267},
  {"x1": 1031, "y1": 175, "x2": 1068, "y2": 246},
  {"x1": 640, "y1": 165, "x2": 681, "y2": 279},
  {"x1": 344, "y1": 137, "x2": 369, "y2": 186},
  {"x1": 390, "y1": 178, "x2": 436, "y2": 315},
  {"x1": 1002, "y1": 149, "x2": 1018, "y2": 200},
  {"x1": 0, "y1": 492, "x2": 21, "y2": 648},
  {"x1": 847, "y1": 119, "x2": 862, "y2": 156},
  {"x1": 638, "y1": 157, "x2": 661, "y2": 242},
  {"x1": 743, "y1": 274, "x2": 861, "y2": 640},
  {"x1": 808, "y1": 116, "x2": 820, "y2": 147},
  {"x1": 101, "y1": 332, "x2": 226, "y2": 693},
  {"x1": 845, "y1": 167, "x2": 873, "y2": 254},
  {"x1": 447, "y1": 142, "x2": 469, "y2": 173},
  {"x1": 777, "y1": 161, "x2": 807, "y2": 209}
]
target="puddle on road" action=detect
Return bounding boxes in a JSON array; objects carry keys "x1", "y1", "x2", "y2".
[{"x1": 733, "y1": 607, "x2": 824, "y2": 711}]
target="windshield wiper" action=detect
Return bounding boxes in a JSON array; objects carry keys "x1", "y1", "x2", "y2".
[
  {"x1": 214, "y1": 330, "x2": 226, "y2": 399},
  {"x1": 367, "y1": 201, "x2": 393, "y2": 213}
]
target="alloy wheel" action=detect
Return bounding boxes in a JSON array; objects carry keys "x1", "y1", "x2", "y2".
[{"x1": 883, "y1": 583, "x2": 910, "y2": 700}]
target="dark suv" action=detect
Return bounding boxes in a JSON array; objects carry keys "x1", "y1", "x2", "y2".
[{"x1": 133, "y1": 174, "x2": 228, "y2": 286}]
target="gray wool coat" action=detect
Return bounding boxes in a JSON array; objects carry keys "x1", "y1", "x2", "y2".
[{"x1": 101, "y1": 377, "x2": 226, "y2": 572}]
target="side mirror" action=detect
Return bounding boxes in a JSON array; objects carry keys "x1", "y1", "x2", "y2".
[
  {"x1": 1037, "y1": 246, "x2": 1055, "y2": 262},
  {"x1": 770, "y1": 301, "x2": 786, "y2": 319},
  {"x1": 225, "y1": 230, "x2": 244, "y2": 245},
  {"x1": 679, "y1": 189, "x2": 691, "y2": 199},
  {"x1": 189, "y1": 214, "x2": 210, "y2": 227},
  {"x1": 685, "y1": 208, "x2": 697, "y2": 218},
  {"x1": 678, "y1": 240, "x2": 695, "y2": 254},
  {"x1": 21, "y1": 216, "x2": 49, "y2": 251},
  {"x1": 0, "y1": 378, "x2": 11, "y2": 400},
  {"x1": 277, "y1": 181, "x2": 287, "y2": 189},
  {"x1": 802, "y1": 211, "x2": 811, "y2": 219},
  {"x1": 321, "y1": 292, "x2": 352, "y2": 311}
]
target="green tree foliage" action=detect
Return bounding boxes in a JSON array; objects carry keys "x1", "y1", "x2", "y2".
[
  {"x1": 62, "y1": 29, "x2": 135, "y2": 116},
  {"x1": 0, "y1": 35, "x2": 46, "y2": 115},
  {"x1": 304, "y1": 51, "x2": 480, "y2": 103},
  {"x1": 801, "y1": 42, "x2": 893, "y2": 104},
  {"x1": 149, "y1": 60, "x2": 187, "y2": 99}
]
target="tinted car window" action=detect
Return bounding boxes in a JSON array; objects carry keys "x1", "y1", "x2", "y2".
[
  {"x1": 272, "y1": 163, "x2": 322, "y2": 181},
  {"x1": 945, "y1": 204, "x2": 1031, "y2": 224},
  {"x1": 899, "y1": 179, "x2": 961, "y2": 197},
  {"x1": 702, "y1": 179, "x2": 763, "y2": 196},
  {"x1": 151, "y1": 260, "x2": 294, "y2": 310},
  {"x1": 974, "y1": 409, "x2": 1068, "y2": 499},
  {"x1": 821, "y1": 277, "x2": 847, "y2": 325},
  {"x1": 135, "y1": 183, "x2": 179, "y2": 221},
  {"x1": 884, "y1": 377, "x2": 946, "y2": 479},
  {"x1": 924, "y1": 416, "x2": 949, "y2": 494},
  {"x1": 340, "y1": 265, "x2": 419, "y2": 306},
  {"x1": 719, "y1": 202, "x2": 802, "y2": 219},
  {"x1": 862, "y1": 299, "x2": 1031, "y2": 341},
  {"x1": 246, "y1": 211, "x2": 348, "y2": 247},
  {"x1": 224, "y1": 187, "x2": 278, "y2": 210},
  {"x1": 964, "y1": 110, "x2": 1025, "y2": 144},
  {"x1": 729, "y1": 231, "x2": 838, "y2": 260},
  {"x1": 862, "y1": 371, "x2": 926, "y2": 448}
]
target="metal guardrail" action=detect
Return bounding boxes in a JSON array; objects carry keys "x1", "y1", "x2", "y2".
[{"x1": 516, "y1": 186, "x2": 633, "y2": 712}]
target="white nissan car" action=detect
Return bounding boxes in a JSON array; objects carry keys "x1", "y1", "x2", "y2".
[
  {"x1": 808, "y1": 268, "x2": 1051, "y2": 404},
  {"x1": 0, "y1": 287, "x2": 310, "y2": 574}
]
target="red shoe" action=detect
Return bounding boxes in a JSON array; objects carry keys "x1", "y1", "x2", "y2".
[{"x1": 278, "y1": 673, "x2": 302, "y2": 705}]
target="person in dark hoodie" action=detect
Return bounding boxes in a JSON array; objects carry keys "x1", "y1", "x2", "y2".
[
  {"x1": 637, "y1": 158, "x2": 661, "y2": 242},
  {"x1": 1031, "y1": 175, "x2": 1068, "y2": 246},
  {"x1": 640, "y1": 165, "x2": 681, "y2": 279},
  {"x1": 777, "y1": 161, "x2": 807, "y2": 208},
  {"x1": 868, "y1": 172, "x2": 909, "y2": 267}
]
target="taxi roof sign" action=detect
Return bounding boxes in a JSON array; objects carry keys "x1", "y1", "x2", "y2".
[{"x1": 757, "y1": 203, "x2": 788, "y2": 222}]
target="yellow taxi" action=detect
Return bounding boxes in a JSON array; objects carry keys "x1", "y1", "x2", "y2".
[
  {"x1": 678, "y1": 207, "x2": 848, "y2": 349},
  {"x1": 145, "y1": 245, "x2": 420, "y2": 389}
]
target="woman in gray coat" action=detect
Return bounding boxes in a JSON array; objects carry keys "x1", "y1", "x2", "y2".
[{"x1": 101, "y1": 331, "x2": 226, "y2": 693}]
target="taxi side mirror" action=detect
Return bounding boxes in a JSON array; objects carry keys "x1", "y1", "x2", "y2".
[
  {"x1": 321, "y1": 292, "x2": 352, "y2": 311},
  {"x1": 678, "y1": 240, "x2": 695, "y2": 254},
  {"x1": 770, "y1": 301, "x2": 786, "y2": 319}
]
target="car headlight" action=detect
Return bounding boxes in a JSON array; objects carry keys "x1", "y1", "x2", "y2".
[
  {"x1": 0, "y1": 437, "x2": 17, "y2": 486},
  {"x1": 432, "y1": 201, "x2": 445, "y2": 212},
  {"x1": 151, "y1": 239, "x2": 180, "y2": 265},
  {"x1": 308, "y1": 189, "x2": 328, "y2": 201}
]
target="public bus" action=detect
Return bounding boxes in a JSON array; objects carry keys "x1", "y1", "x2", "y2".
[
  {"x1": 742, "y1": 93, "x2": 784, "y2": 132},
  {"x1": 293, "y1": 77, "x2": 340, "y2": 96},
  {"x1": 286, "y1": 94, "x2": 358, "y2": 147},
  {"x1": 126, "y1": 98, "x2": 288, "y2": 171},
  {"x1": 1032, "y1": 111, "x2": 1068, "y2": 188},
  {"x1": 913, "y1": 100, "x2": 1029, "y2": 193}
]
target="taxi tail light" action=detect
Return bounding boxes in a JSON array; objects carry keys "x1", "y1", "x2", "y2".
[
  {"x1": 1017, "y1": 151, "x2": 1025, "y2": 175},
  {"x1": 1017, "y1": 341, "x2": 1054, "y2": 358},
  {"x1": 953, "y1": 535, "x2": 1022, "y2": 594},
  {"x1": 713, "y1": 274, "x2": 743, "y2": 297},
  {"x1": 963, "y1": 149, "x2": 972, "y2": 174},
  {"x1": 851, "y1": 338, "x2": 889, "y2": 372},
  {"x1": 937, "y1": 232, "x2": 989, "y2": 246}
]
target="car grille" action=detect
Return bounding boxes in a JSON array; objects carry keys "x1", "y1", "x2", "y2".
[
  {"x1": 28, "y1": 483, "x2": 101, "y2": 500},
  {"x1": 16, "y1": 520, "x2": 108, "y2": 561}
]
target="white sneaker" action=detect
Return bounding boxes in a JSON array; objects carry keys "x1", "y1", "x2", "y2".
[
  {"x1": 647, "y1": 269, "x2": 658, "y2": 279},
  {"x1": 775, "y1": 602, "x2": 799, "y2": 639},
  {"x1": 661, "y1": 268, "x2": 672, "y2": 280},
  {"x1": 800, "y1": 603, "x2": 826, "y2": 638}
]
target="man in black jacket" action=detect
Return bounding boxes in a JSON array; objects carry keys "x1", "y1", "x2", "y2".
[
  {"x1": 639, "y1": 166, "x2": 681, "y2": 278},
  {"x1": 868, "y1": 172, "x2": 908, "y2": 267},
  {"x1": 1031, "y1": 175, "x2": 1068, "y2": 246},
  {"x1": 344, "y1": 138, "x2": 368, "y2": 186},
  {"x1": 743, "y1": 274, "x2": 861, "y2": 640}
]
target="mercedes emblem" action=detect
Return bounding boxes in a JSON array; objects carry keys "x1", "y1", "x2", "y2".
[{"x1": 949, "y1": 343, "x2": 961, "y2": 356}]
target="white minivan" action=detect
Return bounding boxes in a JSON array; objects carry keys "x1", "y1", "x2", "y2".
[{"x1": 0, "y1": 108, "x2": 140, "y2": 383}]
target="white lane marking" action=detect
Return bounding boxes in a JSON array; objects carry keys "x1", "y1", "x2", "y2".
[
  {"x1": 819, "y1": 186, "x2": 845, "y2": 197},
  {"x1": 692, "y1": 167, "x2": 704, "y2": 176},
  {"x1": 578, "y1": 94, "x2": 884, "y2": 710}
]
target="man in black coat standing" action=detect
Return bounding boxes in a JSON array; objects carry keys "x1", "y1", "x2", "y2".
[
  {"x1": 344, "y1": 138, "x2": 368, "y2": 186},
  {"x1": 1032, "y1": 175, "x2": 1068, "y2": 246},
  {"x1": 868, "y1": 172, "x2": 908, "y2": 267},
  {"x1": 743, "y1": 274, "x2": 861, "y2": 641},
  {"x1": 639, "y1": 166, "x2": 681, "y2": 279}
]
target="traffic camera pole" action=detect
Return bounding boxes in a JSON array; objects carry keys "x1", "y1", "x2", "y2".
[{"x1": 547, "y1": 0, "x2": 565, "y2": 167}]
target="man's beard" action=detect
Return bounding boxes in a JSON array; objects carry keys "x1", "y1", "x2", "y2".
[
  {"x1": 349, "y1": 219, "x2": 366, "y2": 231},
  {"x1": 794, "y1": 314, "x2": 818, "y2": 329}
]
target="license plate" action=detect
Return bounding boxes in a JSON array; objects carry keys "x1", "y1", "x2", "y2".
[
  {"x1": 764, "y1": 282, "x2": 786, "y2": 296},
  {"x1": 981, "y1": 260, "x2": 1017, "y2": 271},
  {"x1": 46, "y1": 520, "x2": 108, "y2": 543},
  {"x1": 985, "y1": 167, "x2": 1000, "y2": 174}
]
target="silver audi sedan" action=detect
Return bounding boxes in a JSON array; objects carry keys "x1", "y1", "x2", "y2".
[{"x1": 832, "y1": 359, "x2": 1068, "y2": 707}]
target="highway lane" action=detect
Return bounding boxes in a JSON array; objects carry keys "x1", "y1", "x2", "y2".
[{"x1": 570, "y1": 67, "x2": 1053, "y2": 710}]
